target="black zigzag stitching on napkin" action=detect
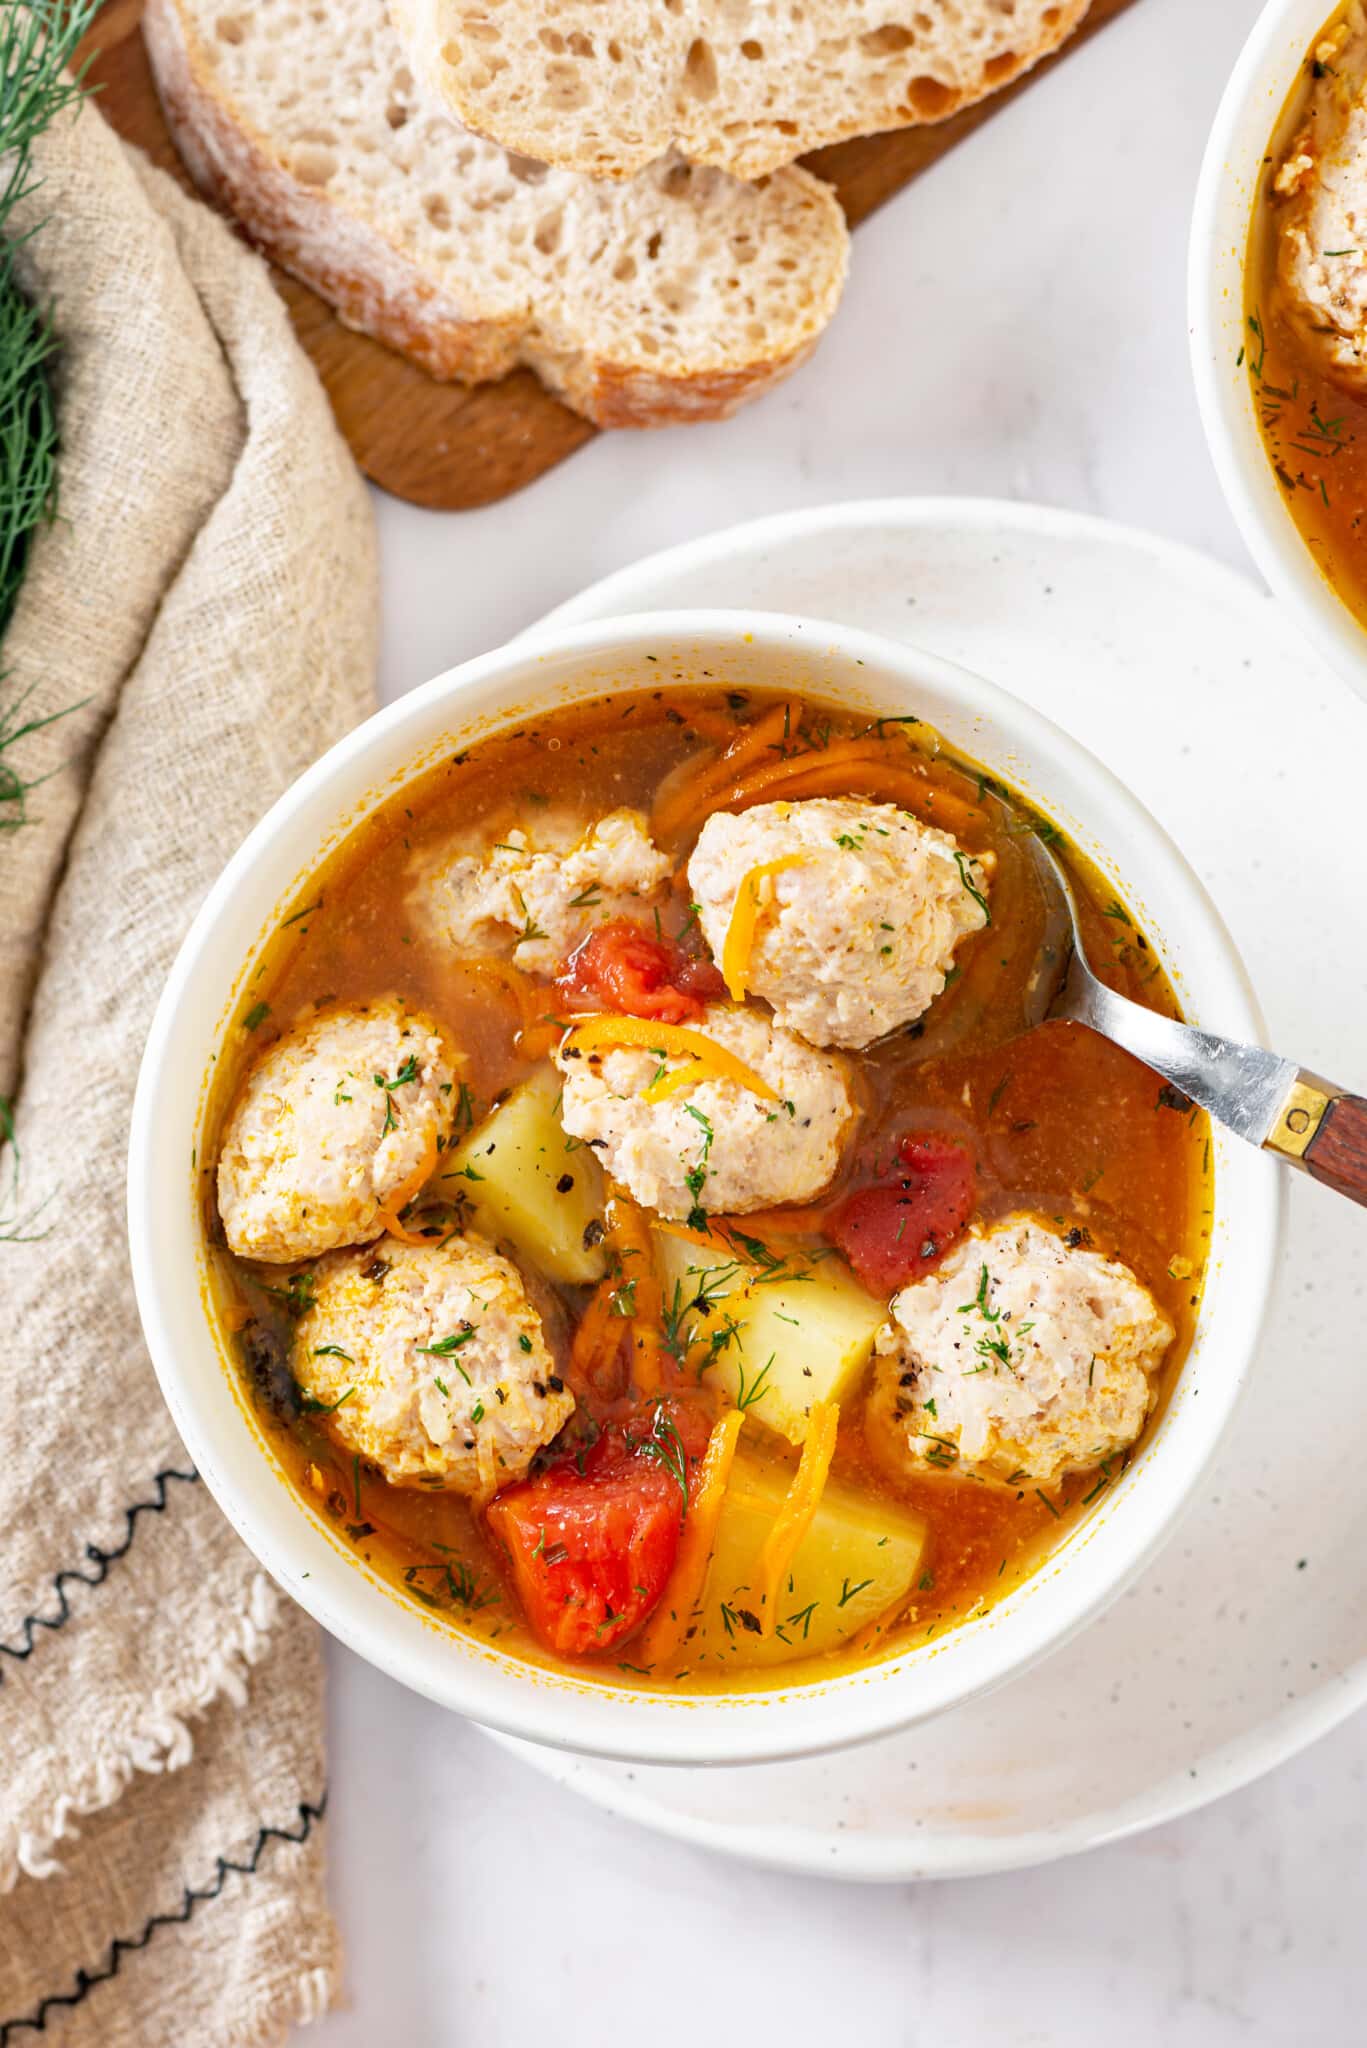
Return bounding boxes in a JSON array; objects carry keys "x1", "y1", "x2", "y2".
[
  {"x1": 0, "y1": 1468, "x2": 199, "y2": 1678},
  {"x1": 0, "y1": 1795, "x2": 327, "y2": 2042}
]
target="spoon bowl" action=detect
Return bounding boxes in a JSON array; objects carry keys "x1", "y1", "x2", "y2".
[{"x1": 1023, "y1": 835, "x2": 1367, "y2": 1201}]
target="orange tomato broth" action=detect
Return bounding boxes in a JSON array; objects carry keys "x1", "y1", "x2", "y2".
[
  {"x1": 203, "y1": 686, "x2": 1209, "y2": 1692},
  {"x1": 1246, "y1": 5, "x2": 1367, "y2": 629}
]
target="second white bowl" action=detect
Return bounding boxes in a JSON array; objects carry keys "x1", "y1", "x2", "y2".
[{"x1": 1191, "y1": 0, "x2": 1367, "y2": 701}]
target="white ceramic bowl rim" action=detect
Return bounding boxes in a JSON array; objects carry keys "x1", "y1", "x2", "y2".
[
  {"x1": 1189, "y1": 0, "x2": 1367, "y2": 699},
  {"x1": 128, "y1": 609, "x2": 1281, "y2": 1766}
]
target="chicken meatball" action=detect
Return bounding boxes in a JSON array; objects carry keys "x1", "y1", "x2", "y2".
[
  {"x1": 553, "y1": 1001, "x2": 854, "y2": 1221},
  {"x1": 413, "y1": 808, "x2": 672, "y2": 976},
  {"x1": 868, "y1": 1217, "x2": 1174, "y2": 1487},
  {"x1": 294, "y1": 1235, "x2": 573, "y2": 1499},
  {"x1": 688, "y1": 797, "x2": 989, "y2": 1050},
  {"x1": 217, "y1": 999, "x2": 457, "y2": 1263},
  {"x1": 1274, "y1": 17, "x2": 1367, "y2": 389}
]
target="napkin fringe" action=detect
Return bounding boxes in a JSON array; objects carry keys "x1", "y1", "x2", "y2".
[
  {"x1": 3, "y1": 1573, "x2": 282, "y2": 1893},
  {"x1": 221, "y1": 1963, "x2": 334, "y2": 2048}
]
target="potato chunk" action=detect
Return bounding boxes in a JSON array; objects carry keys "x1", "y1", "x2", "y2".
[
  {"x1": 447, "y1": 1067, "x2": 605, "y2": 1285},
  {"x1": 654, "y1": 1229, "x2": 883, "y2": 1445},
  {"x1": 688, "y1": 1448, "x2": 925, "y2": 1670}
]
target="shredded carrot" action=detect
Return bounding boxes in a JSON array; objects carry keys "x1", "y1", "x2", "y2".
[
  {"x1": 651, "y1": 703, "x2": 797, "y2": 837},
  {"x1": 774, "y1": 764, "x2": 984, "y2": 837},
  {"x1": 720, "y1": 855, "x2": 805, "y2": 1001},
  {"x1": 661, "y1": 735, "x2": 897, "y2": 832},
  {"x1": 638, "y1": 1407, "x2": 746, "y2": 1665},
  {"x1": 513, "y1": 1020, "x2": 564, "y2": 1061},
  {"x1": 658, "y1": 1213, "x2": 824, "y2": 1258},
  {"x1": 756, "y1": 1401, "x2": 840, "y2": 1636},
  {"x1": 709, "y1": 702, "x2": 800, "y2": 778},
  {"x1": 673, "y1": 707, "x2": 738, "y2": 743},
  {"x1": 715, "y1": 1204, "x2": 830, "y2": 1240},
  {"x1": 652, "y1": 1216, "x2": 728, "y2": 1252},
  {"x1": 457, "y1": 957, "x2": 548, "y2": 1039},
  {"x1": 563, "y1": 1015, "x2": 779, "y2": 1104},
  {"x1": 383, "y1": 1129, "x2": 441, "y2": 1215},
  {"x1": 604, "y1": 1195, "x2": 666, "y2": 1393},
  {"x1": 459, "y1": 955, "x2": 572, "y2": 1057},
  {"x1": 567, "y1": 1275, "x2": 623, "y2": 1397},
  {"x1": 636, "y1": 1064, "x2": 707, "y2": 1105},
  {"x1": 654, "y1": 1210, "x2": 828, "y2": 1265},
  {"x1": 377, "y1": 1210, "x2": 442, "y2": 1247},
  {"x1": 638, "y1": 1051, "x2": 776, "y2": 1105},
  {"x1": 654, "y1": 707, "x2": 993, "y2": 845},
  {"x1": 664, "y1": 732, "x2": 987, "y2": 843},
  {"x1": 372, "y1": 1127, "x2": 444, "y2": 1243},
  {"x1": 725, "y1": 735, "x2": 902, "y2": 785},
  {"x1": 722, "y1": 753, "x2": 899, "y2": 808}
]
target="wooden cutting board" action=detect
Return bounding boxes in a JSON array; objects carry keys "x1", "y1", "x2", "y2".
[{"x1": 84, "y1": 0, "x2": 1140, "y2": 510}]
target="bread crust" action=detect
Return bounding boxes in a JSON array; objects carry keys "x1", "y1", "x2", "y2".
[{"x1": 143, "y1": 0, "x2": 848, "y2": 426}]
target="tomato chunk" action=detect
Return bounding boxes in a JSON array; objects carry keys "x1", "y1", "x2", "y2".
[
  {"x1": 486, "y1": 1403, "x2": 708, "y2": 1658},
  {"x1": 670, "y1": 949, "x2": 729, "y2": 1004},
  {"x1": 826, "y1": 1134, "x2": 977, "y2": 1295},
  {"x1": 556, "y1": 918, "x2": 725, "y2": 1024}
]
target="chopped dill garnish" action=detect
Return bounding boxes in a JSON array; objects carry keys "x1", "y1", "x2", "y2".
[
  {"x1": 373, "y1": 1053, "x2": 420, "y2": 1132},
  {"x1": 415, "y1": 1328, "x2": 475, "y2": 1383},
  {"x1": 295, "y1": 1380, "x2": 354, "y2": 1413},
  {"x1": 631, "y1": 1404, "x2": 689, "y2": 1518},
  {"x1": 259, "y1": 1270, "x2": 317, "y2": 1318},
  {"x1": 453, "y1": 1081, "x2": 478, "y2": 1130},
  {"x1": 734, "y1": 1353, "x2": 774, "y2": 1411},
  {"x1": 953, "y1": 849, "x2": 991, "y2": 923},
  {"x1": 682, "y1": 1100, "x2": 714, "y2": 1229},
  {"x1": 281, "y1": 898, "x2": 322, "y2": 928},
  {"x1": 987, "y1": 1072, "x2": 1013, "y2": 1118},
  {"x1": 1246, "y1": 308, "x2": 1267, "y2": 381},
  {"x1": 957, "y1": 1263, "x2": 1000, "y2": 1322}
]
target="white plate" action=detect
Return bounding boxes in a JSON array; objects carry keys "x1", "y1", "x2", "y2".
[{"x1": 490, "y1": 498, "x2": 1367, "y2": 1879}]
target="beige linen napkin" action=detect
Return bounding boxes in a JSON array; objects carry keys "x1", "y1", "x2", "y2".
[{"x1": 0, "y1": 78, "x2": 376, "y2": 2046}]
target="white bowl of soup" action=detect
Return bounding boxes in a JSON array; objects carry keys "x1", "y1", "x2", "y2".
[
  {"x1": 128, "y1": 612, "x2": 1279, "y2": 1765},
  {"x1": 1192, "y1": 0, "x2": 1367, "y2": 697}
]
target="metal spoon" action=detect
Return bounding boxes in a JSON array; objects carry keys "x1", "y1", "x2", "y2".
[{"x1": 1023, "y1": 838, "x2": 1367, "y2": 1209}]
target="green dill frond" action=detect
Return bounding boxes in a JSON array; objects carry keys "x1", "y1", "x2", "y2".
[
  {"x1": 0, "y1": 4, "x2": 103, "y2": 1230},
  {"x1": 0, "y1": 1091, "x2": 52, "y2": 1241},
  {"x1": 0, "y1": 676, "x2": 78, "y2": 832},
  {"x1": 0, "y1": 2, "x2": 100, "y2": 173},
  {"x1": 0, "y1": 1, "x2": 101, "y2": 824},
  {"x1": 0, "y1": 272, "x2": 58, "y2": 628}
]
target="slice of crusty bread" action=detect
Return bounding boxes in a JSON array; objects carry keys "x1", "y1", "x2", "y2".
[
  {"x1": 387, "y1": 0, "x2": 1094, "y2": 183},
  {"x1": 142, "y1": 0, "x2": 849, "y2": 428}
]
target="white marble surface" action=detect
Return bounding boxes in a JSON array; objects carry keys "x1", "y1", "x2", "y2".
[{"x1": 313, "y1": 0, "x2": 1367, "y2": 2037}]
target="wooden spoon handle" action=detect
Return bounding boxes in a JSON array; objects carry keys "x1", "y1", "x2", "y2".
[
  {"x1": 1266, "y1": 1076, "x2": 1367, "y2": 1209},
  {"x1": 1304, "y1": 1094, "x2": 1367, "y2": 1207}
]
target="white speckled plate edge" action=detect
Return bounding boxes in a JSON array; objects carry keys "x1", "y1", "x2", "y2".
[{"x1": 485, "y1": 498, "x2": 1367, "y2": 1880}]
